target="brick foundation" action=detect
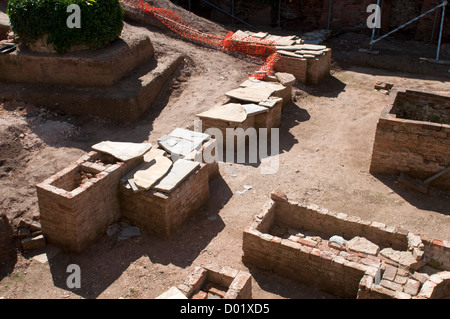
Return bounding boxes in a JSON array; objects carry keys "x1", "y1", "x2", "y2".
[
  {"x1": 242, "y1": 193, "x2": 449, "y2": 299},
  {"x1": 274, "y1": 49, "x2": 331, "y2": 86},
  {"x1": 370, "y1": 89, "x2": 450, "y2": 189},
  {"x1": 36, "y1": 151, "x2": 143, "y2": 253},
  {"x1": 118, "y1": 163, "x2": 210, "y2": 237},
  {"x1": 176, "y1": 264, "x2": 252, "y2": 299}
]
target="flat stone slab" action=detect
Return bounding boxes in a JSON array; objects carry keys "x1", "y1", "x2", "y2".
[
  {"x1": 295, "y1": 50, "x2": 324, "y2": 56},
  {"x1": 258, "y1": 97, "x2": 283, "y2": 108},
  {"x1": 242, "y1": 104, "x2": 269, "y2": 116},
  {"x1": 152, "y1": 159, "x2": 200, "y2": 193},
  {"x1": 276, "y1": 50, "x2": 305, "y2": 59},
  {"x1": 133, "y1": 156, "x2": 173, "y2": 190},
  {"x1": 158, "y1": 135, "x2": 204, "y2": 158},
  {"x1": 168, "y1": 128, "x2": 210, "y2": 143},
  {"x1": 225, "y1": 86, "x2": 277, "y2": 103},
  {"x1": 239, "y1": 79, "x2": 285, "y2": 92},
  {"x1": 347, "y1": 236, "x2": 380, "y2": 256},
  {"x1": 380, "y1": 248, "x2": 424, "y2": 270},
  {"x1": 275, "y1": 72, "x2": 296, "y2": 86},
  {"x1": 143, "y1": 148, "x2": 167, "y2": 162},
  {"x1": 155, "y1": 286, "x2": 187, "y2": 299},
  {"x1": 92, "y1": 141, "x2": 152, "y2": 162},
  {"x1": 196, "y1": 103, "x2": 247, "y2": 123}
]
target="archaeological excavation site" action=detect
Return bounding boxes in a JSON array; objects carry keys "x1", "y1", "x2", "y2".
[{"x1": 0, "y1": 0, "x2": 449, "y2": 304}]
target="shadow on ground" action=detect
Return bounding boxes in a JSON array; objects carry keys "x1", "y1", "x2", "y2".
[
  {"x1": 244, "y1": 264, "x2": 340, "y2": 299},
  {"x1": 374, "y1": 173, "x2": 450, "y2": 216}
]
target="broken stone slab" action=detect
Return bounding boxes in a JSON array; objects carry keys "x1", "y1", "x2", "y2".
[
  {"x1": 158, "y1": 135, "x2": 204, "y2": 159},
  {"x1": 239, "y1": 79, "x2": 285, "y2": 92},
  {"x1": 92, "y1": 141, "x2": 152, "y2": 162},
  {"x1": 155, "y1": 286, "x2": 187, "y2": 299},
  {"x1": 196, "y1": 103, "x2": 247, "y2": 123},
  {"x1": 347, "y1": 236, "x2": 380, "y2": 256},
  {"x1": 143, "y1": 148, "x2": 167, "y2": 162},
  {"x1": 380, "y1": 248, "x2": 426, "y2": 271},
  {"x1": 152, "y1": 159, "x2": 200, "y2": 193},
  {"x1": 168, "y1": 128, "x2": 210, "y2": 144},
  {"x1": 258, "y1": 97, "x2": 283, "y2": 108},
  {"x1": 275, "y1": 72, "x2": 296, "y2": 86},
  {"x1": 133, "y1": 156, "x2": 173, "y2": 190},
  {"x1": 242, "y1": 104, "x2": 269, "y2": 116},
  {"x1": 21, "y1": 234, "x2": 46, "y2": 251},
  {"x1": 225, "y1": 86, "x2": 278, "y2": 103}
]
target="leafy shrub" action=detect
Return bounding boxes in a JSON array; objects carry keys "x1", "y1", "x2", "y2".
[{"x1": 7, "y1": 0, "x2": 124, "y2": 53}]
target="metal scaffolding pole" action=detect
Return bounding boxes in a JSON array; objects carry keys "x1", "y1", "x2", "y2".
[{"x1": 436, "y1": 3, "x2": 446, "y2": 60}]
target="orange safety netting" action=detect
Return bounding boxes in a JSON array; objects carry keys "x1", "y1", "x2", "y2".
[{"x1": 121, "y1": 0, "x2": 282, "y2": 79}]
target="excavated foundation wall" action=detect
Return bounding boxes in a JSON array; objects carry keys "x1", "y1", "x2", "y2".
[
  {"x1": 36, "y1": 151, "x2": 143, "y2": 253},
  {"x1": 370, "y1": 89, "x2": 450, "y2": 189}
]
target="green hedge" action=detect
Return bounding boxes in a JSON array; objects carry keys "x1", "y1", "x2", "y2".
[{"x1": 7, "y1": 0, "x2": 124, "y2": 53}]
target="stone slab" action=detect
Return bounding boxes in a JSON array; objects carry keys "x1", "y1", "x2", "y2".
[
  {"x1": 158, "y1": 135, "x2": 204, "y2": 158},
  {"x1": 92, "y1": 141, "x2": 152, "y2": 162},
  {"x1": 225, "y1": 87, "x2": 277, "y2": 103},
  {"x1": 295, "y1": 50, "x2": 324, "y2": 56},
  {"x1": 143, "y1": 148, "x2": 167, "y2": 162},
  {"x1": 242, "y1": 104, "x2": 269, "y2": 116},
  {"x1": 133, "y1": 156, "x2": 173, "y2": 190},
  {"x1": 239, "y1": 79, "x2": 285, "y2": 92},
  {"x1": 258, "y1": 97, "x2": 283, "y2": 108},
  {"x1": 155, "y1": 286, "x2": 187, "y2": 299},
  {"x1": 276, "y1": 50, "x2": 304, "y2": 59},
  {"x1": 196, "y1": 103, "x2": 247, "y2": 123},
  {"x1": 168, "y1": 128, "x2": 210, "y2": 143},
  {"x1": 152, "y1": 159, "x2": 200, "y2": 193},
  {"x1": 346, "y1": 236, "x2": 380, "y2": 256}
]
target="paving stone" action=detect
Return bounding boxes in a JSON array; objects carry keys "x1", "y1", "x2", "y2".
[
  {"x1": 92, "y1": 141, "x2": 152, "y2": 162},
  {"x1": 239, "y1": 79, "x2": 285, "y2": 92},
  {"x1": 196, "y1": 103, "x2": 247, "y2": 123},
  {"x1": 275, "y1": 72, "x2": 296, "y2": 86},
  {"x1": 380, "y1": 279, "x2": 403, "y2": 292},
  {"x1": 382, "y1": 265, "x2": 398, "y2": 281},
  {"x1": 346, "y1": 236, "x2": 380, "y2": 256},
  {"x1": 152, "y1": 159, "x2": 200, "y2": 193}
]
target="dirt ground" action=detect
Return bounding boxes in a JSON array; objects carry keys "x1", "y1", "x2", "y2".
[{"x1": 0, "y1": 3, "x2": 449, "y2": 300}]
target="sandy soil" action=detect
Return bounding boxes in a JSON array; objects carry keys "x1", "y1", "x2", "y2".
[{"x1": 0, "y1": 3, "x2": 449, "y2": 300}]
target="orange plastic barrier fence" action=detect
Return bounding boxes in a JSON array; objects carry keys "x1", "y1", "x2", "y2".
[{"x1": 121, "y1": 0, "x2": 282, "y2": 79}]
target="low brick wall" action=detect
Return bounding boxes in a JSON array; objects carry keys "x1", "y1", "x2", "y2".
[
  {"x1": 176, "y1": 264, "x2": 252, "y2": 299},
  {"x1": 370, "y1": 89, "x2": 450, "y2": 189},
  {"x1": 274, "y1": 49, "x2": 331, "y2": 86},
  {"x1": 36, "y1": 151, "x2": 143, "y2": 253},
  {"x1": 118, "y1": 163, "x2": 210, "y2": 237},
  {"x1": 241, "y1": 193, "x2": 445, "y2": 299}
]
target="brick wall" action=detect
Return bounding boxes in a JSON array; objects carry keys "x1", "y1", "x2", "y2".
[
  {"x1": 273, "y1": 49, "x2": 331, "y2": 86},
  {"x1": 242, "y1": 199, "x2": 394, "y2": 298},
  {"x1": 370, "y1": 89, "x2": 450, "y2": 189},
  {"x1": 118, "y1": 163, "x2": 210, "y2": 237},
  {"x1": 176, "y1": 264, "x2": 252, "y2": 299},
  {"x1": 36, "y1": 151, "x2": 143, "y2": 253}
]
